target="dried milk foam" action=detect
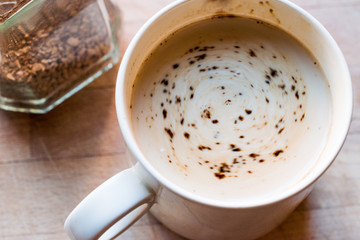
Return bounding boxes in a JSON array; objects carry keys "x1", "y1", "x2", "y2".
[{"x1": 131, "y1": 16, "x2": 331, "y2": 202}]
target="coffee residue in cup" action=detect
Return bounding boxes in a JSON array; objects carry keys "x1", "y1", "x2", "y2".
[{"x1": 131, "y1": 16, "x2": 331, "y2": 199}]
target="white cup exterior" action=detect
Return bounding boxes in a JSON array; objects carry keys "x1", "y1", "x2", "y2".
[{"x1": 65, "y1": 1, "x2": 352, "y2": 240}]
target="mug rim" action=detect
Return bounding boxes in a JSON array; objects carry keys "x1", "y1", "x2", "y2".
[{"x1": 115, "y1": 0, "x2": 353, "y2": 209}]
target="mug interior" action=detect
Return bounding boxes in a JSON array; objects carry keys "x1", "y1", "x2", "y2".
[{"x1": 116, "y1": 0, "x2": 352, "y2": 208}]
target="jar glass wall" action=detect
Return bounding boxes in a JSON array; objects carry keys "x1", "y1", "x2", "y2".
[{"x1": 0, "y1": 0, "x2": 121, "y2": 113}]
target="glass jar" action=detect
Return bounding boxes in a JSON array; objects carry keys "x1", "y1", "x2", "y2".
[{"x1": 0, "y1": 0, "x2": 121, "y2": 113}]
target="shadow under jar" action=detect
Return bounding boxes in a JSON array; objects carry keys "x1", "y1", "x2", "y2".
[{"x1": 0, "y1": 0, "x2": 121, "y2": 113}]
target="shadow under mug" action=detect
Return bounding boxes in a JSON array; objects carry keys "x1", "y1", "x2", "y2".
[{"x1": 64, "y1": 0, "x2": 352, "y2": 239}]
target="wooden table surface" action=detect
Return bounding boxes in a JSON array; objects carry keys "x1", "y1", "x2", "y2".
[{"x1": 1, "y1": 0, "x2": 359, "y2": 239}]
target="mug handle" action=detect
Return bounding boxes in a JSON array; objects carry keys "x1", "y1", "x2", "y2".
[{"x1": 64, "y1": 168, "x2": 155, "y2": 240}]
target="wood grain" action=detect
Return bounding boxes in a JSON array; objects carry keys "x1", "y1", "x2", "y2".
[{"x1": 0, "y1": 0, "x2": 359, "y2": 239}]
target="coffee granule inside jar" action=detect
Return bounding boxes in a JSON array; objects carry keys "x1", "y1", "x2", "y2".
[{"x1": 0, "y1": 0, "x2": 118, "y2": 110}]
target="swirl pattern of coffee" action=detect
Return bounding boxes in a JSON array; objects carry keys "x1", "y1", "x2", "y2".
[{"x1": 131, "y1": 16, "x2": 331, "y2": 201}]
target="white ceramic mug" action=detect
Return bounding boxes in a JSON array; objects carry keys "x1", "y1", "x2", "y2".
[{"x1": 64, "y1": 0, "x2": 352, "y2": 239}]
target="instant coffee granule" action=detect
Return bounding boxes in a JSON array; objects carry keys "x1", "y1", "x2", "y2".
[{"x1": 0, "y1": 0, "x2": 119, "y2": 111}]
